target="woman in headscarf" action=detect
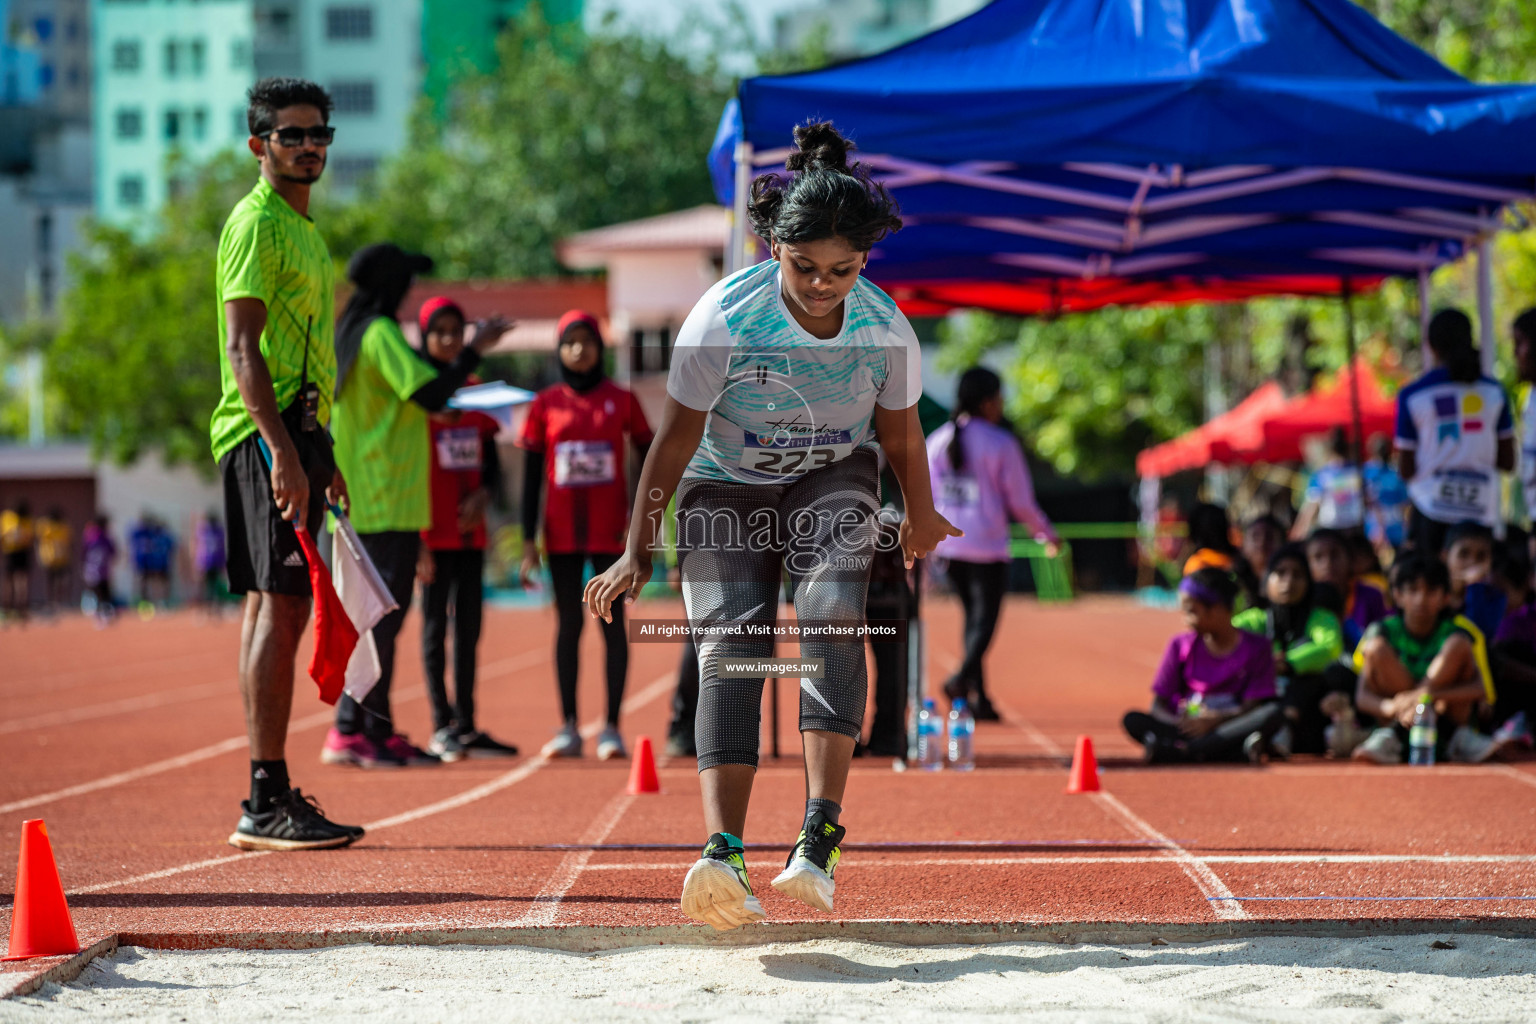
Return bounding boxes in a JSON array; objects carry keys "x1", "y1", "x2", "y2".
[
  {"x1": 518, "y1": 311, "x2": 654, "y2": 761},
  {"x1": 322, "y1": 243, "x2": 509, "y2": 769}
]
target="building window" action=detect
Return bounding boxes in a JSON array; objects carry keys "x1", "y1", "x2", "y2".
[
  {"x1": 163, "y1": 39, "x2": 180, "y2": 75},
  {"x1": 117, "y1": 175, "x2": 144, "y2": 208},
  {"x1": 330, "y1": 80, "x2": 375, "y2": 115},
  {"x1": 329, "y1": 155, "x2": 379, "y2": 188},
  {"x1": 630, "y1": 326, "x2": 673, "y2": 375},
  {"x1": 39, "y1": 64, "x2": 54, "y2": 88},
  {"x1": 111, "y1": 40, "x2": 140, "y2": 72},
  {"x1": 33, "y1": 16, "x2": 53, "y2": 41},
  {"x1": 231, "y1": 38, "x2": 251, "y2": 69},
  {"x1": 164, "y1": 109, "x2": 181, "y2": 142},
  {"x1": 256, "y1": 5, "x2": 294, "y2": 43},
  {"x1": 192, "y1": 108, "x2": 208, "y2": 141},
  {"x1": 115, "y1": 107, "x2": 143, "y2": 139},
  {"x1": 326, "y1": 6, "x2": 374, "y2": 40},
  {"x1": 190, "y1": 39, "x2": 206, "y2": 75}
]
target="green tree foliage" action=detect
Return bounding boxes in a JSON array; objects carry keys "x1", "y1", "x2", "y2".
[
  {"x1": 47, "y1": 153, "x2": 253, "y2": 468},
  {"x1": 326, "y1": 9, "x2": 732, "y2": 279}
]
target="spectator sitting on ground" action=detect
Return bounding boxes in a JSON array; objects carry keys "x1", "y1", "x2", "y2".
[
  {"x1": 1123, "y1": 568, "x2": 1285, "y2": 764},
  {"x1": 1239, "y1": 515, "x2": 1285, "y2": 600},
  {"x1": 1442, "y1": 522, "x2": 1504, "y2": 640},
  {"x1": 1351, "y1": 555, "x2": 1502, "y2": 764},
  {"x1": 1486, "y1": 545, "x2": 1536, "y2": 750},
  {"x1": 1233, "y1": 544, "x2": 1345, "y2": 756},
  {"x1": 1184, "y1": 502, "x2": 1259, "y2": 606},
  {"x1": 1306, "y1": 528, "x2": 1387, "y2": 653},
  {"x1": 1349, "y1": 532, "x2": 1389, "y2": 597}
]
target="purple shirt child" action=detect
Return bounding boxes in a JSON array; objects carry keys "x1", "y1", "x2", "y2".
[
  {"x1": 927, "y1": 417, "x2": 1057, "y2": 563},
  {"x1": 1152, "y1": 630, "x2": 1277, "y2": 715}
]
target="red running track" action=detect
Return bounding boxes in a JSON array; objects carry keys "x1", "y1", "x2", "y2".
[{"x1": 4, "y1": 595, "x2": 1536, "y2": 985}]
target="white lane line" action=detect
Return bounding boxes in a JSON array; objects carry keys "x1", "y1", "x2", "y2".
[
  {"x1": 1, "y1": 649, "x2": 222, "y2": 697},
  {"x1": 1490, "y1": 764, "x2": 1536, "y2": 791},
  {"x1": 578, "y1": 853, "x2": 1536, "y2": 871},
  {"x1": 516, "y1": 793, "x2": 635, "y2": 927},
  {"x1": 0, "y1": 681, "x2": 231, "y2": 735},
  {"x1": 2, "y1": 650, "x2": 549, "y2": 815},
  {"x1": 65, "y1": 669, "x2": 676, "y2": 895},
  {"x1": 1091, "y1": 791, "x2": 1248, "y2": 921},
  {"x1": 0, "y1": 710, "x2": 334, "y2": 816}
]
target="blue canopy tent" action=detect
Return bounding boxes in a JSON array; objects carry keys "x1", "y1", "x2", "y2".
[{"x1": 710, "y1": 0, "x2": 1536, "y2": 367}]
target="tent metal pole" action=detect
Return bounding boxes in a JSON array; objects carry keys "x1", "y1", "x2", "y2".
[
  {"x1": 1418, "y1": 266, "x2": 1432, "y2": 368},
  {"x1": 729, "y1": 141, "x2": 753, "y2": 275},
  {"x1": 1343, "y1": 279, "x2": 1365, "y2": 469},
  {"x1": 1477, "y1": 232, "x2": 1496, "y2": 376}
]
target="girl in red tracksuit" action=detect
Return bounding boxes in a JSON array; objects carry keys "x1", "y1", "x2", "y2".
[{"x1": 518, "y1": 310, "x2": 654, "y2": 761}]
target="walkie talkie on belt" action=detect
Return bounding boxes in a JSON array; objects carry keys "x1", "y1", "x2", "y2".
[{"x1": 299, "y1": 314, "x2": 320, "y2": 432}]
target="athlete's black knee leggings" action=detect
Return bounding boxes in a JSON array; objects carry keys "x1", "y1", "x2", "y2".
[
  {"x1": 945, "y1": 558, "x2": 1008, "y2": 704},
  {"x1": 678, "y1": 449, "x2": 881, "y2": 771},
  {"x1": 420, "y1": 547, "x2": 485, "y2": 735},
  {"x1": 548, "y1": 551, "x2": 626, "y2": 726}
]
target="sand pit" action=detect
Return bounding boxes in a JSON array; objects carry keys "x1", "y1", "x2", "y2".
[{"x1": 5, "y1": 933, "x2": 1535, "y2": 1023}]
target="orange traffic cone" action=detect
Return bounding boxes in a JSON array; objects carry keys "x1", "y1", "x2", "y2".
[
  {"x1": 626, "y1": 735, "x2": 661, "y2": 795},
  {"x1": 1064, "y1": 735, "x2": 1100, "y2": 794},
  {"x1": 4, "y1": 820, "x2": 80, "y2": 961}
]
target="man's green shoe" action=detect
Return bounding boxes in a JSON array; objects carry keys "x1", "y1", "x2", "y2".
[
  {"x1": 771, "y1": 813, "x2": 845, "y2": 913},
  {"x1": 680, "y1": 833, "x2": 766, "y2": 931}
]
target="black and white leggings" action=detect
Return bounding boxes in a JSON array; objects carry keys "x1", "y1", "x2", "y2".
[{"x1": 677, "y1": 449, "x2": 882, "y2": 771}]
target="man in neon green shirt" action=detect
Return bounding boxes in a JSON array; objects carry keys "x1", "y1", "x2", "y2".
[
  {"x1": 322, "y1": 243, "x2": 509, "y2": 766},
  {"x1": 216, "y1": 78, "x2": 359, "y2": 852}
]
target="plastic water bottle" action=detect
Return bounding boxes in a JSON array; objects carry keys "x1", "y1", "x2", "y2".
[
  {"x1": 1409, "y1": 700, "x2": 1437, "y2": 766},
  {"x1": 916, "y1": 698, "x2": 944, "y2": 771},
  {"x1": 947, "y1": 698, "x2": 976, "y2": 771}
]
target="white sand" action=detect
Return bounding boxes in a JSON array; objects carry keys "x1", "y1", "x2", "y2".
[{"x1": 4, "y1": 934, "x2": 1535, "y2": 1023}]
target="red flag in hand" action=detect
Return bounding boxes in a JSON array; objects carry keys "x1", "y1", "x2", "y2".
[{"x1": 294, "y1": 526, "x2": 359, "y2": 705}]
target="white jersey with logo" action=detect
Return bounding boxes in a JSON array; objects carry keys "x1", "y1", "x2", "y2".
[
  {"x1": 667, "y1": 260, "x2": 923, "y2": 484},
  {"x1": 1394, "y1": 367, "x2": 1514, "y2": 527}
]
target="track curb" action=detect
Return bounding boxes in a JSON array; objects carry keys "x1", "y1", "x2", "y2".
[{"x1": 8, "y1": 917, "x2": 1535, "y2": 999}]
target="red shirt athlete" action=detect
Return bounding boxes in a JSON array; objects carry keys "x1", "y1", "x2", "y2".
[{"x1": 518, "y1": 310, "x2": 654, "y2": 762}]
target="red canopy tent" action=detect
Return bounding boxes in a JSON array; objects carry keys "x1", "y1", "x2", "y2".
[
  {"x1": 1135, "y1": 360, "x2": 1398, "y2": 477},
  {"x1": 1135, "y1": 382, "x2": 1290, "y2": 478}
]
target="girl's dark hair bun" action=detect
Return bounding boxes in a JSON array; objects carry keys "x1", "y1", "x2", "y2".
[
  {"x1": 786, "y1": 121, "x2": 852, "y2": 173},
  {"x1": 746, "y1": 119, "x2": 902, "y2": 253}
]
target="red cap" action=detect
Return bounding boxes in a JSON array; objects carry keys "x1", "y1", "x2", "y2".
[
  {"x1": 418, "y1": 296, "x2": 465, "y2": 337},
  {"x1": 557, "y1": 309, "x2": 604, "y2": 346}
]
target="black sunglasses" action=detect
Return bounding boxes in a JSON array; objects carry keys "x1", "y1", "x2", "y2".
[{"x1": 260, "y1": 125, "x2": 336, "y2": 148}]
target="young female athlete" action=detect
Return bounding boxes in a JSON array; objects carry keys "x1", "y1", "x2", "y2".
[
  {"x1": 585, "y1": 121, "x2": 959, "y2": 930},
  {"x1": 520, "y1": 310, "x2": 655, "y2": 760},
  {"x1": 928, "y1": 367, "x2": 1059, "y2": 720}
]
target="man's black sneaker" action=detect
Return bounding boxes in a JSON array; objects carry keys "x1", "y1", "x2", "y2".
[
  {"x1": 458, "y1": 730, "x2": 520, "y2": 758},
  {"x1": 680, "y1": 833, "x2": 765, "y2": 931},
  {"x1": 771, "y1": 812, "x2": 846, "y2": 913},
  {"x1": 228, "y1": 788, "x2": 362, "y2": 851}
]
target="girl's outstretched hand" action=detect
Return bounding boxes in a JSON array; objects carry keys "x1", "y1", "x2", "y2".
[
  {"x1": 584, "y1": 552, "x2": 653, "y2": 622},
  {"x1": 900, "y1": 509, "x2": 963, "y2": 569}
]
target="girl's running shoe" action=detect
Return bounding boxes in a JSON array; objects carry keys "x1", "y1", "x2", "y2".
[
  {"x1": 428, "y1": 727, "x2": 466, "y2": 763},
  {"x1": 459, "y1": 730, "x2": 520, "y2": 758},
  {"x1": 680, "y1": 834, "x2": 765, "y2": 931},
  {"x1": 383, "y1": 733, "x2": 441, "y2": 766},
  {"x1": 321, "y1": 729, "x2": 403, "y2": 768},
  {"x1": 771, "y1": 812, "x2": 845, "y2": 913},
  {"x1": 541, "y1": 723, "x2": 583, "y2": 758},
  {"x1": 595, "y1": 727, "x2": 627, "y2": 761}
]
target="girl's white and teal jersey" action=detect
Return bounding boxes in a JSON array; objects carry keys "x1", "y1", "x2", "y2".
[
  {"x1": 1395, "y1": 366, "x2": 1514, "y2": 527},
  {"x1": 667, "y1": 261, "x2": 922, "y2": 484}
]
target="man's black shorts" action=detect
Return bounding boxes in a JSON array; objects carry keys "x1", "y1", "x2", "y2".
[{"x1": 220, "y1": 411, "x2": 335, "y2": 597}]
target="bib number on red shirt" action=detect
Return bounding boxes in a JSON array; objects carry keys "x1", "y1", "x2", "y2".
[
  {"x1": 435, "y1": 426, "x2": 482, "y2": 472},
  {"x1": 554, "y1": 439, "x2": 616, "y2": 487},
  {"x1": 738, "y1": 430, "x2": 853, "y2": 479}
]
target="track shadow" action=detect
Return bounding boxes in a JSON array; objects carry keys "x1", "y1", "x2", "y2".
[
  {"x1": 63, "y1": 892, "x2": 674, "y2": 908},
  {"x1": 760, "y1": 938, "x2": 1528, "y2": 984}
]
